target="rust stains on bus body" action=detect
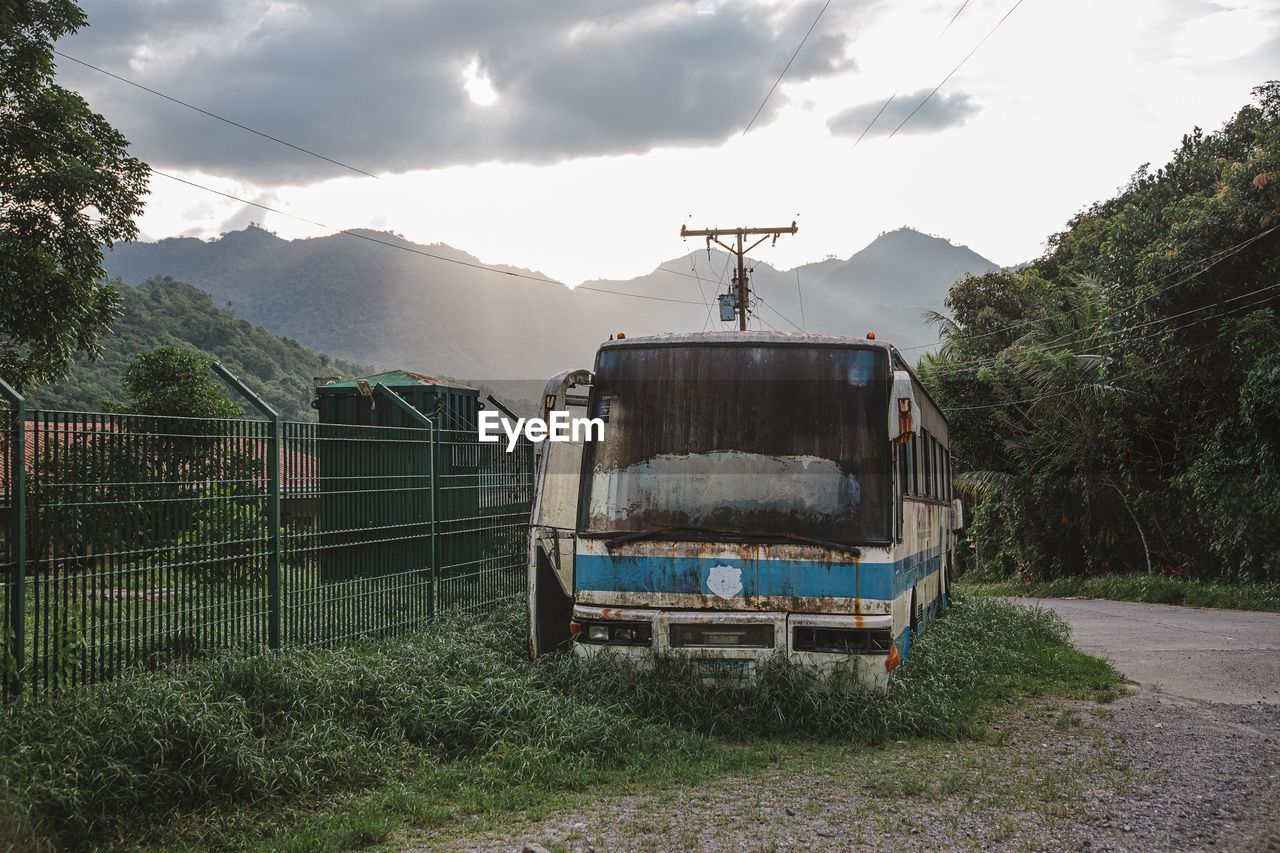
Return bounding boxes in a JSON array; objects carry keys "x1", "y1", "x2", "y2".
[{"x1": 575, "y1": 537, "x2": 889, "y2": 615}]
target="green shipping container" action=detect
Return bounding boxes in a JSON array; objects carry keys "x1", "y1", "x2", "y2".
[
  {"x1": 313, "y1": 370, "x2": 480, "y2": 430},
  {"x1": 313, "y1": 371, "x2": 479, "y2": 585}
]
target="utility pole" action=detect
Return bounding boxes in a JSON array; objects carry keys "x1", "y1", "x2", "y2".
[{"x1": 680, "y1": 222, "x2": 797, "y2": 330}]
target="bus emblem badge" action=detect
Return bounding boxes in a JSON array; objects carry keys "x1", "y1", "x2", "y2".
[{"x1": 707, "y1": 565, "x2": 743, "y2": 599}]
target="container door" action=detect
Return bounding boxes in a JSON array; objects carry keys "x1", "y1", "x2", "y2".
[{"x1": 529, "y1": 369, "x2": 592, "y2": 657}]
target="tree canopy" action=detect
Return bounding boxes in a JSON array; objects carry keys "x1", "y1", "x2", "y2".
[
  {"x1": 29, "y1": 276, "x2": 371, "y2": 419},
  {"x1": 923, "y1": 81, "x2": 1280, "y2": 585},
  {"x1": 118, "y1": 345, "x2": 242, "y2": 420},
  {"x1": 0, "y1": 0, "x2": 149, "y2": 390}
]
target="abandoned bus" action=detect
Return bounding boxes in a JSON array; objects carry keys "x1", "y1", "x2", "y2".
[{"x1": 527, "y1": 331, "x2": 961, "y2": 684}]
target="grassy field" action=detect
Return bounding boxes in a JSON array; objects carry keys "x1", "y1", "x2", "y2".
[
  {"x1": 0, "y1": 593, "x2": 1120, "y2": 850},
  {"x1": 961, "y1": 573, "x2": 1280, "y2": 613}
]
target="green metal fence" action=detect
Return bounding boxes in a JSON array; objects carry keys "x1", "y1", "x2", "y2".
[{"x1": 0, "y1": 381, "x2": 534, "y2": 698}]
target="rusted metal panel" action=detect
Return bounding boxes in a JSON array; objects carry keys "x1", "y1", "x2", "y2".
[
  {"x1": 576, "y1": 589, "x2": 892, "y2": 615},
  {"x1": 571, "y1": 603, "x2": 894, "y2": 685},
  {"x1": 574, "y1": 537, "x2": 898, "y2": 614},
  {"x1": 581, "y1": 339, "x2": 893, "y2": 545}
]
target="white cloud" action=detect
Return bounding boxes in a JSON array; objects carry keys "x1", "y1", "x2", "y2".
[{"x1": 64, "y1": 0, "x2": 1280, "y2": 286}]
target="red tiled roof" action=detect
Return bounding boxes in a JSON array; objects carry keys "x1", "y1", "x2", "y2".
[{"x1": 1, "y1": 419, "x2": 318, "y2": 499}]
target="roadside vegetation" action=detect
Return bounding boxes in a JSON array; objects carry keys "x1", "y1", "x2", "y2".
[
  {"x1": 0, "y1": 594, "x2": 1118, "y2": 850},
  {"x1": 26, "y1": 278, "x2": 371, "y2": 420},
  {"x1": 923, "y1": 83, "x2": 1280, "y2": 589},
  {"x1": 960, "y1": 574, "x2": 1280, "y2": 613}
]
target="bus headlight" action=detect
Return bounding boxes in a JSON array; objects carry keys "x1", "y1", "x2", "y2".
[
  {"x1": 577, "y1": 620, "x2": 653, "y2": 647},
  {"x1": 792, "y1": 626, "x2": 892, "y2": 654}
]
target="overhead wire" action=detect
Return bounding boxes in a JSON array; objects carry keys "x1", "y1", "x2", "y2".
[
  {"x1": 885, "y1": 0, "x2": 1027, "y2": 140},
  {"x1": 754, "y1": 294, "x2": 805, "y2": 332},
  {"x1": 13, "y1": 116, "x2": 710, "y2": 308},
  {"x1": 899, "y1": 223, "x2": 1280, "y2": 357},
  {"x1": 850, "y1": 0, "x2": 973, "y2": 148},
  {"x1": 923, "y1": 275, "x2": 1280, "y2": 380},
  {"x1": 54, "y1": 50, "x2": 380, "y2": 180},
  {"x1": 151, "y1": 169, "x2": 706, "y2": 305},
  {"x1": 978, "y1": 281, "x2": 1280, "y2": 376},
  {"x1": 701, "y1": 254, "x2": 734, "y2": 332},
  {"x1": 742, "y1": 0, "x2": 834, "y2": 136},
  {"x1": 687, "y1": 250, "x2": 710, "y2": 306},
  {"x1": 37, "y1": 63, "x2": 716, "y2": 309},
  {"x1": 945, "y1": 334, "x2": 1255, "y2": 412},
  {"x1": 795, "y1": 268, "x2": 807, "y2": 330},
  {"x1": 52, "y1": 42, "x2": 820, "y2": 322}
]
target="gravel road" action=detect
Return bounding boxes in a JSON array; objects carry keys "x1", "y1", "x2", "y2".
[
  {"x1": 413, "y1": 599, "x2": 1280, "y2": 851},
  {"x1": 1008, "y1": 596, "x2": 1280, "y2": 705}
]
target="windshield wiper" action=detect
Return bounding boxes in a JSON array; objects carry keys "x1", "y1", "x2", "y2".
[
  {"x1": 604, "y1": 524, "x2": 732, "y2": 549},
  {"x1": 783, "y1": 533, "x2": 861, "y2": 556},
  {"x1": 603, "y1": 526, "x2": 860, "y2": 555}
]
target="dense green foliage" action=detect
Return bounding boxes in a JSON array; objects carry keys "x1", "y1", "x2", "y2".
[
  {"x1": 28, "y1": 277, "x2": 370, "y2": 419},
  {"x1": 961, "y1": 575, "x2": 1280, "y2": 613},
  {"x1": 119, "y1": 345, "x2": 243, "y2": 419},
  {"x1": 0, "y1": 596, "x2": 1115, "y2": 849},
  {"x1": 0, "y1": 0, "x2": 149, "y2": 390},
  {"x1": 924, "y1": 83, "x2": 1280, "y2": 584}
]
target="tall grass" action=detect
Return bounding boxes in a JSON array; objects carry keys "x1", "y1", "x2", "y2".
[
  {"x1": 962, "y1": 573, "x2": 1280, "y2": 612},
  {"x1": 0, "y1": 594, "x2": 1117, "y2": 849}
]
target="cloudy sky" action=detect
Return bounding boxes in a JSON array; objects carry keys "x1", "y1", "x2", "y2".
[{"x1": 59, "y1": 0, "x2": 1279, "y2": 284}]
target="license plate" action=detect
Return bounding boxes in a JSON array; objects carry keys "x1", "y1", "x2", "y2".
[{"x1": 697, "y1": 659, "x2": 749, "y2": 677}]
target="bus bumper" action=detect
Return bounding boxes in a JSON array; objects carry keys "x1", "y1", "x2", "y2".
[{"x1": 571, "y1": 605, "x2": 895, "y2": 687}]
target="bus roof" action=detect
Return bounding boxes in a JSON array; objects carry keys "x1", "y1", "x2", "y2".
[
  {"x1": 597, "y1": 330, "x2": 890, "y2": 350},
  {"x1": 595, "y1": 329, "x2": 949, "y2": 434}
]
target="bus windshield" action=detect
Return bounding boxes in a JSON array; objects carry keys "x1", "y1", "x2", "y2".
[{"x1": 579, "y1": 343, "x2": 891, "y2": 545}]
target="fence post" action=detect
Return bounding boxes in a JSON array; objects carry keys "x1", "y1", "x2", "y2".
[
  {"x1": 1, "y1": 378, "x2": 24, "y2": 697},
  {"x1": 431, "y1": 399, "x2": 444, "y2": 619},
  {"x1": 211, "y1": 363, "x2": 281, "y2": 650},
  {"x1": 373, "y1": 384, "x2": 438, "y2": 619}
]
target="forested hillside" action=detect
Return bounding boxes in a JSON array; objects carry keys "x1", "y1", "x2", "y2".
[
  {"x1": 101, "y1": 226, "x2": 996, "y2": 380},
  {"x1": 29, "y1": 277, "x2": 370, "y2": 419},
  {"x1": 924, "y1": 82, "x2": 1280, "y2": 585}
]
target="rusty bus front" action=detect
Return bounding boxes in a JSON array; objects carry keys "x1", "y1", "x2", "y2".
[{"x1": 528, "y1": 331, "x2": 959, "y2": 684}]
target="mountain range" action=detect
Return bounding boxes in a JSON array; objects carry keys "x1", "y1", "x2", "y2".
[{"x1": 100, "y1": 225, "x2": 999, "y2": 383}]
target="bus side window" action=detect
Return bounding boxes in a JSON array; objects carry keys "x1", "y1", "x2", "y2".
[
  {"x1": 932, "y1": 437, "x2": 940, "y2": 499},
  {"x1": 933, "y1": 438, "x2": 941, "y2": 500},
  {"x1": 911, "y1": 432, "x2": 921, "y2": 491},
  {"x1": 898, "y1": 440, "x2": 909, "y2": 498},
  {"x1": 921, "y1": 429, "x2": 932, "y2": 499},
  {"x1": 944, "y1": 448, "x2": 951, "y2": 500}
]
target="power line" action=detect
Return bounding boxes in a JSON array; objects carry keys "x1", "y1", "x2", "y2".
[
  {"x1": 886, "y1": 0, "x2": 1026, "y2": 140},
  {"x1": 795, "y1": 268, "x2": 807, "y2": 330},
  {"x1": 900, "y1": 223, "x2": 1280, "y2": 356},
  {"x1": 701, "y1": 254, "x2": 734, "y2": 332},
  {"x1": 933, "y1": 0, "x2": 972, "y2": 45},
  {"x1": 755, "y1": 294, "x2": 804, "y2": 332},
  {"x1": 25, "y1": 117, "x2": 708, "y2": 308},
  {"x1": 742, "y1": 0, "x2": 834, "y2": 136},
  {"x1": 150, "y1": 169, "x2": 706, "y2": 306},
  {"x1": 946, "y1": 336, "x2": 1251, "y2": 412},
  {"x1": 925, "y1": 272, "x2": 1280, "y2": 380},
  {"x1": 47, "y1": 51, "x2": 798, "y2": 319},
  {"x1": 851, "y1": 0, "x2": 973, "y2": 148},
  {"x1": 54, "y1": 50, "x2": 380, "y2": 180},
  {"x1": 687, "y1": 250, "x2": 710, "y2": 306}
]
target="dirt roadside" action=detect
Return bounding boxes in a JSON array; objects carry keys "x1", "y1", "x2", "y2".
[{"x1": 404, "y1": 599, "x2": 1280, "y2": 851}]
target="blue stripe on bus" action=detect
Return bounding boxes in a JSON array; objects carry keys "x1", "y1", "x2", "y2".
[{"x1": 575, "y1": 546, "x2": 943, "y2": 602}]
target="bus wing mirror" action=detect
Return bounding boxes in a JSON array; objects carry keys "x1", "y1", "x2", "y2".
[
  {"x1": 951, "y1": 498, "x2": 965, "y2": 530},
  {"x1": 891, "y1": 370, "x2": 916, "y2": 444}
]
